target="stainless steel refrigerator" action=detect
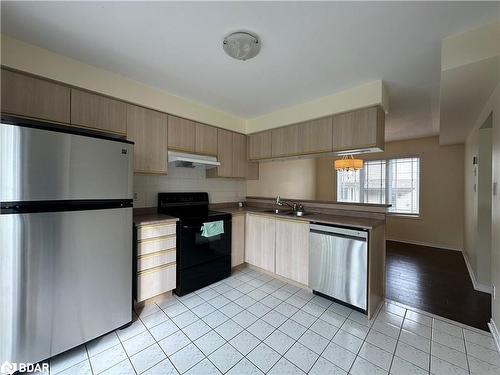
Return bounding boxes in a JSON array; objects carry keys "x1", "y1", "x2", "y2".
[{"x1": 0, "y1": 119, "x2": 133, "y2": 365}]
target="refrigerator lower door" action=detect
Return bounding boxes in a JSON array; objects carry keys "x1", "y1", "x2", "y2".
[
  {"x1": 0, "y1": 122, "x2": 133, "y2": 202},
  {"x1": 0, "y1": 207, "x2": 132, "y2": 364}
]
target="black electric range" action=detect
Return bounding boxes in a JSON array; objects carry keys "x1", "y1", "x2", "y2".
[{"x1": 158, "y1": 192, "x2": 232, "y2": 296}]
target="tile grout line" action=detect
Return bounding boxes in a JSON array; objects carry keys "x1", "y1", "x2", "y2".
[
  {"x1": 69, "y1": 267, "x2": 498, "y2": 375},
  {"x1": 387, "y1": 307, "x2": 408, "y2": 374},
  {"x1": 83, "y1": 343, "x2": 97, "y2": 375}
]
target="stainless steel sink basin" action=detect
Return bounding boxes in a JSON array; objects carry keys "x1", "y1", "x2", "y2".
[
  {"x1": 261, "y1": 209, "x2": 313, "y2": 217},
  {"x1": 285, "y1": 211, "x2": 314, "y2": 217},
  {"x1": 262, "y1": 209, "x2": 291, "y2": 215}
]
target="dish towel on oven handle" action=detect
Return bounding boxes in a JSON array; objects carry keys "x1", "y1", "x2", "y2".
[{"x1": 200, "y1": 220, "x2": 224, "y2": 238}]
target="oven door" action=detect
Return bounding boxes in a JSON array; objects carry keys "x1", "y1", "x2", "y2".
[{"x1": 177, "y1": 216, "x2": 231, "y2": 270}]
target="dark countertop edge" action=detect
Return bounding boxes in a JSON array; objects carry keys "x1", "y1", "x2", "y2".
[
  {"x1": 246, "y1": 196, "x2": 392, "y2": 208},
  {"x1": 217, "y1": 207, "x2": 385, "y2": 230}
]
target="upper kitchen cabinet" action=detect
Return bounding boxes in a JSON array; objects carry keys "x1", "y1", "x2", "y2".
[
  {"x1": 248, "y1": 130, "x2": 272, "y2": 160},
  {"x1": 71, "y1": 89, "x2": 127, "y2": 135},
  {"x1": 272, "y1": 124, "x2": 300, "y2": 157},
  {"x1": 126, "y1": 104, "x2": 169, "y2": 174},
  {"x1": 195, "y1": 123, "x2": 218, "y2": 156},
  {"x1": 332, "y1": 106, "x2": 385, "y2": 153},
  {"x1": 1, "y1": 69, "x2": 70, "y2": 124},
  {"x1": 232, "y1": 132, "x2": 247, "y2": 178},
  {"x1": 298, "y1": 117, "x2": 333, "y2": 154},
  {"x1": 207, "y1": 128, "x2": 233, "y2": 178},
  {"x1": 207, "y1": 129, "x2": 249, "y2": 179},
  {"x1": 167, "y1": 115, "x2": 196, "y2": 152}
]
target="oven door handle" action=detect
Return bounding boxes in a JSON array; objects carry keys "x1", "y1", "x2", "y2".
[{"x1": 182, "y1": 225, "x2": 202, "y2": 229}]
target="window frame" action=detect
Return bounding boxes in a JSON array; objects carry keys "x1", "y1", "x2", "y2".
[{"x1": 336, "y1": 155, "x2": 422, "y2": 217}]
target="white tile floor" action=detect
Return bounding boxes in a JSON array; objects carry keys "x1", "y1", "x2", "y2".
[{"x1": 48, "y1": 266, "x2": 500, "y2": 375}]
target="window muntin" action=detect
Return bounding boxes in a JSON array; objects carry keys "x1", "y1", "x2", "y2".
[{"x1": 336, "y1": 157, "x2": 420, "y2": 215}]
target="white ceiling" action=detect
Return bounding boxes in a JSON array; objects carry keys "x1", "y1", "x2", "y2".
[
  {"x1": 440, "y1": 56, "x2": 500, "y2": 145},
  {"x1": 1, "y1": 1, "x2": 499, "y2": 141}
]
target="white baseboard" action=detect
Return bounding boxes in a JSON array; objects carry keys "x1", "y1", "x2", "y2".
[
  {"x1": 462, "y1": 251, "x2": 493, "y2": 294},
  {"x1": 488, "y1": 319, "x2": 500, "y2": 355},
  {"x1": 386, "y1": 238, "x2": 462, "y2": 252}
]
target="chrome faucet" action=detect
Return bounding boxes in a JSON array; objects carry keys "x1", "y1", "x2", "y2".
[{"x1": 275, "y1": 195, "x2": 304, "y2": 215}]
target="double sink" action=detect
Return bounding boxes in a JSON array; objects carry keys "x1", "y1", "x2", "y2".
[{"x1": 262, "y1": 209, "x2": 314, "y2": 217}]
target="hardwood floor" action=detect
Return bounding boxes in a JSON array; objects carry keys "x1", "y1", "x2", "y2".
[{"x1": 386, "y1": 240, "x2": 491, "y2": 331}]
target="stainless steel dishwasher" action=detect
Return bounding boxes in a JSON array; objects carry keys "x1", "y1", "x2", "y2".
[{"x1": 309, "y1": 223, "x2": 368, "y2": 311}]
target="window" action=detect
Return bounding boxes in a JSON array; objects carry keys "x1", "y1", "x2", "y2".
[{"x1": 336, "y1": 157, "x2": 420, "y2": 215}]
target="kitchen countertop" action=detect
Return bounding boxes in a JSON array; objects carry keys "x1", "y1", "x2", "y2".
[
  {"x1": 133, "y1": 213, "x2": 179, "y2": 226},
  {"x1": 217, "y1": 206, "x2": 385, "y2": 229}
]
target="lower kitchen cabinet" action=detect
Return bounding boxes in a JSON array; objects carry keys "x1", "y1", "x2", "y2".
[
  {"x1": 231, "y1": 214, "x2": 245, "y2": 267},
  {"x1": 135, "y1": 221, "x2": 177, "y2": 302},
  {"x1": 245, "y1": 214, "x2": 276, "y2": 273},
  {"x1": 275, "y1": 218, "x2": 310, "y2": 284}
]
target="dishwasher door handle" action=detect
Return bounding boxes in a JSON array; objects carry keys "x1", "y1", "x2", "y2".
[{"x1": 310, "y1": 229, "x2": 367, "y2": 242}]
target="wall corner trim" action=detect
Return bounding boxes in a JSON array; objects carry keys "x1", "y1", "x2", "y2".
[
  {"x1": 462, "y1": 251, "x2": 493, "y2": 294},
  {"x1": 488, "y1": 319, "x2": 500, "y2": 355}
]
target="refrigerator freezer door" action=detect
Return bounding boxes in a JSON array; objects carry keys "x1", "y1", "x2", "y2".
[
  {"x1": 0, "y1": 123, "x2": 133, "y2": 202},
  {"x1": 0, "y1": 207, "x2": 132, "y2": 364}
]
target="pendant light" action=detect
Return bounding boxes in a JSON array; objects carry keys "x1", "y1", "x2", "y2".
[{"x1": 334, "y1": 154, "x2": 364, "y2": 171}]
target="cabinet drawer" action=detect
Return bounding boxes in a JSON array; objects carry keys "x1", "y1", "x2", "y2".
[
  {"x1": 137, "y1": 249, "x2": 176, "y2": 272},
  {"x1": 137, "y1": 223, "x2": 176, "y2": 241},
  {"x1": 137, "y1": 263, "x2": 176, "y2": 302},
  {"x1": 137, "y1": 235, "x2": 176, "y2": 256}
]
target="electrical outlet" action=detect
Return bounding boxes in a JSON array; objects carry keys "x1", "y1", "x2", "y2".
[{"x1": 133, "y1": 192, "x2": 138, "y2": 200}]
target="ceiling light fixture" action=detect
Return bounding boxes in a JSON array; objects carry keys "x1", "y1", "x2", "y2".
[
  {"x1": 334, "y1": 155, "x2": 364, "y2": 171},
  {"x1": 223, "y1": 31, "x2": 260, "y2": 61}
]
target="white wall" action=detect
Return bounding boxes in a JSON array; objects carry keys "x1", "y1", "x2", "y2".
[
  {"x1": 246, "y1": 158, "x2": 317, "y2": 200},
  {"x1": 463, "y1": 82, "x2": 500, "y2": 333},
  {"x1": 316, "y1": 137, "x2": 465, "y2": 250},
  {"x1": 488, "y1": 84, "x2": 500, "y2": 332},
  {"x1": 133, "y1": 167, "x2": 246, "y2": 208},
  {"x1": 464, "y1": 124, "x2": 493, "y2": 289}
]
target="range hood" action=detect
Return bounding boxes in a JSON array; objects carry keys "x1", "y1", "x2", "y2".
[{"x1": 168, "y1": 150, "x2": 220, "y2": 169}]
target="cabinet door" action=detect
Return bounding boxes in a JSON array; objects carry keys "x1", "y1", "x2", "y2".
[
  {"x1": 298, "y1": 117, "x2": 333, "y2": 154},
  {"x1": 126, "y1": 104, "x2": 168, "y2": 174},
  {"x1": 272, "y1": 124, "x2": 300, "y2": 157},
  {"x1": 248, "y1": 131, "x2": 272, "y2": 160},
  {"x1": 71, "y1": 89, "x2": 126, "y2": 134},
  {"x1": 245, "y1": 214, "x2": 275, "y2": 272},
  {"x1": 216, "y1": 129, "x2": 234, "y2": 177},
  {"x1": 232, "y1": 214, "x2": 245, "y2": 267},
  {"x1": 275, "y1": 219, "x2": 309, "y2": 284},
  {"x1": 167, "y1": 115, "x2": 195, "y2": 152},
  {"x1": 332, "y1": 106, "x2": 385, "y2": 152},
  {"x1": 232, "y1": 133, "x2": 247, "y2": 178},
  {"x1": 195, "y1": 123, "x2": 218, "y2": 156},
  {"x1": 1, "y1": 69, "x2": 70, "y2": 123}
]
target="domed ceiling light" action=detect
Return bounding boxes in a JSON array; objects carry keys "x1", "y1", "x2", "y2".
[{"x1": 223, "y1": 31, "x2": 260, "y2": 61}]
